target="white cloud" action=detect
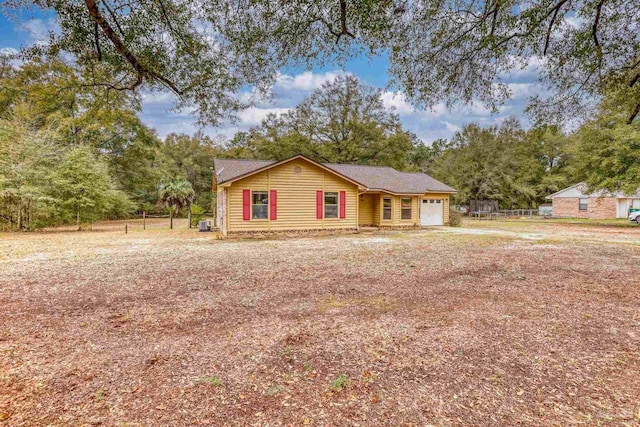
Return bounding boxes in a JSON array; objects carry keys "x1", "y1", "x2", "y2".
[
  {"x1": 380, "y1": 91, "x2": 415, "y2": 115},
  {"x1": 141, "y1": 91, "x2": 178, "y2": 106},
  {"x1": 500, "y1": 54, "x2": 546, "y2": 82},
  {"x1": 564, "y1": 15, "x2": 585, "y2": 29},
  {"x1": 237, "y1": 107, "x2": 290, "y2": 127},
  {"x1": 464, "y1": 101, "x2": 494, "y2": 116},
  {"x1": 443, "y1": 121, "x2": 462, "y2": 133},
  {"x1": 506, "y1": 83, "x2": 537, "y2": 100},
  {"x1": 275, "y1": 70, "x2": 349, "y2": 91},
  {"x1": 0, "y1": 47, "x2": 18, "y2": 56},
  {"x1": 0, "y1": 47, "x2": 21, "y2": 67},
  {"x1": 135, "y1": 67, "x2": 539, "y2": 144},
  {"x1": 380, "y1": 91, "x2": 449, "y2": 120},
  {"x1": 420, "y1": 102, "x2": 448, "y2": 118},
  {"x1": 17, "y1": 18, "x2": 58, "y2": 46}
]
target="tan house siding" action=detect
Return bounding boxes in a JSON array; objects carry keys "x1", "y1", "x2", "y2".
[
  {"x1": 371, "y1": 193, "x2": 451, "y2": 226},
  {"x1": 358, "y1": 193, "x2": 375, "y2": 226},
  {"x1": 372, "y1": 194, "x2": 380, "y2": 226},
  {"x1": 225, "y1": 158, "x2": 358, "y2": 233},
  {"x1": 227, "y1": 170, "x2": 270, "y2": 232},
  {"x1": 394, "y1": 196, "x2": 419, "y2": 225},
  {"x1": 375, "y1": 194, "x2": 422, "y2": 227}
]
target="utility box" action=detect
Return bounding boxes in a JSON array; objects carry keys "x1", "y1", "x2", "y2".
[{"x1": 198, "y1": 220, "x2": 212, "y2": 232}]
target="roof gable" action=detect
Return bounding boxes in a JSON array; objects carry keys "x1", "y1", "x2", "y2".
[
  {"x1": 214, "y1": 155, "x2": 457, "y2": 194},
  {"x1": 214, "y1": 155, "x2": 365, "y2": 189},
  {"x1": 547, "y1": 183, "x2": 587, "y2": 198}
]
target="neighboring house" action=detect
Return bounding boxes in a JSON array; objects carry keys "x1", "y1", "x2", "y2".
[
  {"x1": 547, "y1": 183, "x2": 640, "y2": 219},
  {"x1": 213, "y1": 154, "x2": 457, "y2": 235}
]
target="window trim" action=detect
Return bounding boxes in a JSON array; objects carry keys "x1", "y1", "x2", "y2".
[
  {"x1": 251, "y1": 191, "x2": 269, "y2": 220},
  {"x1": 579, "y1": 198, "x2": 588, "y2": 211},
  {"x1": 383, "y1": 197, "x2": 392, "y2": 221},
  {"x1": 401, "y1": 197, "x2": 412, "y2": 220},
  {"x1": 324, "y1": 191, "x2": 339, "y2": 219}
]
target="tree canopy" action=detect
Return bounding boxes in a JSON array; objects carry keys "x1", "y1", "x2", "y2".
[
  {"x1": 160, "y1": 132, "x2": 223, "y2": 209},
  {"x1": 5, "y1": 0, "x2": 639, "y2": 125},
  {"x1": 570, "y1": 100, "x2": 640, "y2": 195},
  {"x1": 236, "y1": 75, "x2": 420, "y2": 170},
  {"x1": 52, "y1": 145, "x2": 132, "y2": 229},
  {"x1": 1, "y1": 50, "x2": 637, "y2": 230},
  {"x1": 427, "y1": 119, "x2": 572, "y2": 208}
]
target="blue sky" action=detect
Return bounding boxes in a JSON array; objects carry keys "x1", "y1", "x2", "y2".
[{"x1": 0, "y1": 11, "x2": 542, "y2": 144}]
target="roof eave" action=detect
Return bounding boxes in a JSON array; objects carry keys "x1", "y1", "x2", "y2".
[{"x1": 366, "y1": 188, "x2": 457, "y2": 195}]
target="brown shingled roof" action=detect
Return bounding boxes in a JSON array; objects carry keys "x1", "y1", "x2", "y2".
[
  {"x1": 325, "y1": 163, "x2": 456, "y2": 193},
  {"x1": 214, "y1": 155, "x2": 456, "y2": 194},
  {"x1": 213, "y1": 158, "x2": 275, "y2": 183}
]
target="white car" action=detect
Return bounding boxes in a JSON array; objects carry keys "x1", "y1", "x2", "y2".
[{"x1": 629, "y1": 211, "x2": 640, "y2": 223}]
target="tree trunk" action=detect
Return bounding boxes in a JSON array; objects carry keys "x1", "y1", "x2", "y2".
[
  {"x1": 188, "y1": 208, "x2": 191, "y2": 229},
  {"x1": 77, "y1": 210, "x2": 81, "y2": 231},
  {"x1": 26, "y1": 199, "x2": 31, "y2": 231},
  {"x1": 170, "y1": 209, "x2": 173, "y2": 229},
  {"x1": 17, "y1": 200, "x2": 22, "y2": 231}
]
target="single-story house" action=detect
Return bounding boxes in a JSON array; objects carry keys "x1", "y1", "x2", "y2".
[
  {"x1": 547, "y1": 183, "x2": 640, "y2": 219},
  {"x1": 213, "y1": 154, "x2": 457, "y2": 235}
]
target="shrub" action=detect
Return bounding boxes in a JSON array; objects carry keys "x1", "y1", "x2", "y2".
[
  {"x1": 190, "y1": 203, "x2": 207, "y2": 227},
  {"x1": 449, "y1": 209, "x2": 462, "y2": 227}
]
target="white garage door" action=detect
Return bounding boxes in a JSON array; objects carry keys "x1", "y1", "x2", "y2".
[{"x1": 420, "y1": 199, "x2": 444, "y2": 226}]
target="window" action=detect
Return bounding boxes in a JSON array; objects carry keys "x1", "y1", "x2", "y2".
[
  {"x1": 252, "y1": 191, "x2": 268, "y2": 219},
  {"x1": 383, "y1": 197, "x2": 392, "y2": 220},
  {"x1": 579, "y1": 198, "x2": 588, "y2": 211},
  {"x1": 324, "y1": 192, "x2": 338, "y2": 218},
  {"x1": 401, "y1": 198, "x2": 412, "y2": 220}
]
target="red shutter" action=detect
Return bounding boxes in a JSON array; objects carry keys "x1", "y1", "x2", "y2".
[
  {"x1": 270, "y1": 190, "x2": 277, "y2": 220},
  {"x1": 339, "y1": 191, "x2": 346, "y2": 219},
  {"x1": 316, "y1": 190, "x2": 323, "y2": 219},
  {"x1": 242, "y1": 190, "x2": 250, "y2": 220}
]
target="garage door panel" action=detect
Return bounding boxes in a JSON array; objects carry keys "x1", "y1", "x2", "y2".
[{"x1": 420, "y1": 199, "x2": 444, "y2": 226}]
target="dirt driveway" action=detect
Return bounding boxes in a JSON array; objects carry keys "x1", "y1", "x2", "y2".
[{"x1": 1, "y1": 221, "x2": 639, "y2": 426}]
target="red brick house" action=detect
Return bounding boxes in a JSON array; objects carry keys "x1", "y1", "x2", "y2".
[{"x1": 547, "y1": 183, "x2": 640, "y2": 219}]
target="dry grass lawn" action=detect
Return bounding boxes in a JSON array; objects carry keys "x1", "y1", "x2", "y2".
[{"x1": 1, "y1": 219, "x2": 639, "y2": 426}]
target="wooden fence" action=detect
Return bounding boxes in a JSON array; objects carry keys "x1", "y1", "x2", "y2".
[{"x1": 470, "y1": 209, "x2": 538, "y2": 220}]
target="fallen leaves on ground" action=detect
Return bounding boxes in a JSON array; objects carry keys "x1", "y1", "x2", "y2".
[{"x1": 0, "y1": 220, "x2": 639, "y2": 426}]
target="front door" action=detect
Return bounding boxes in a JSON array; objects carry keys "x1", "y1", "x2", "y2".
[{"x1": 420, "y1": 199, "x2": 444, "y2": 226}]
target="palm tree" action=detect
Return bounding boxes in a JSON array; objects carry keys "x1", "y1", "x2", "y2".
[{"x1": 159, "y1": 178, "x2": 195, "y2": 229}]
